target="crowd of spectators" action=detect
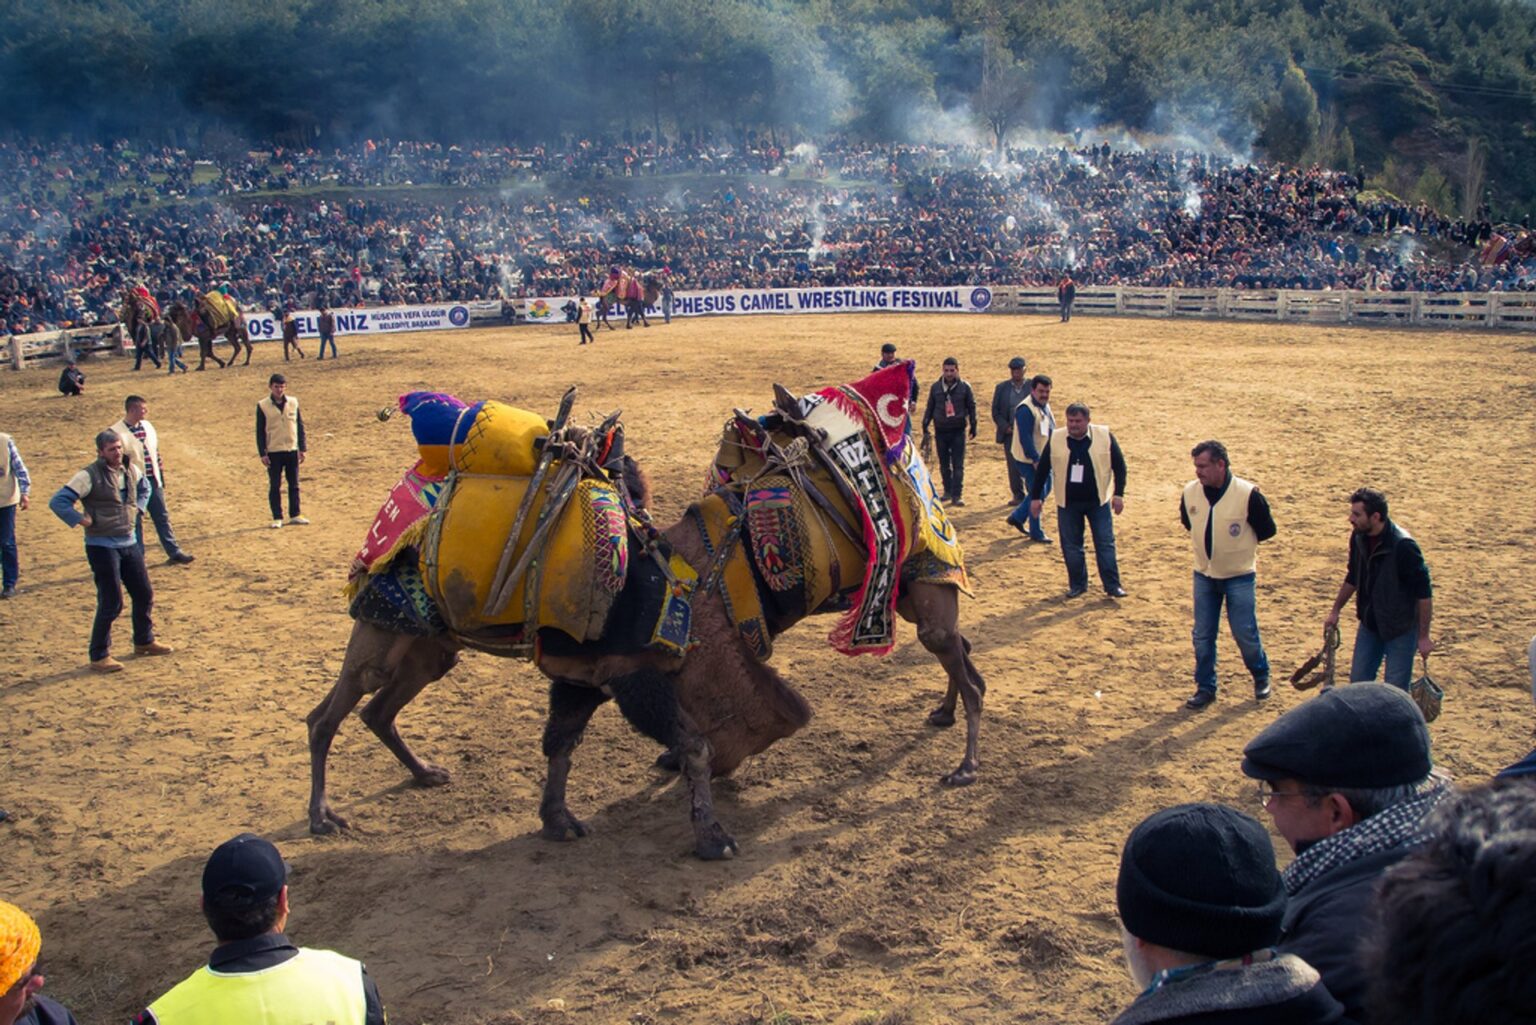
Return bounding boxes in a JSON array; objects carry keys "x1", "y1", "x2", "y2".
[{"x1": 2, "y1": 135, "x2": 1533, "y2": 335}]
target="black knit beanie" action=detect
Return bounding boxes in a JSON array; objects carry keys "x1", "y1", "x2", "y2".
[{"x1": 1117, "y1": 803, "x2": 1286, "y2": 960}]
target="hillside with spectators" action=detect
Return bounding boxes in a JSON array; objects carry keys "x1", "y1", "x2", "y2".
[{"x1": 2, "y1": 136, "x2": 1532, "y2": 335}]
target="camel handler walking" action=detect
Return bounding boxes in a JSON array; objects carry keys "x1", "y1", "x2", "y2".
[
  {"x1": 132, "y1": 834, "x2": 387, "y2": 1025},
  {"x1": 48, "y1": 430, "x2": 174, "y2": 672},
  {"x1": 1180, "y1": 440, "x2": 1276, "y2": 709}
]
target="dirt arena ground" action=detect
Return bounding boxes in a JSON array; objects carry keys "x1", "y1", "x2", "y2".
[{"x1": 2, "y1": 312, "x2": 1533, "y2": 1024}]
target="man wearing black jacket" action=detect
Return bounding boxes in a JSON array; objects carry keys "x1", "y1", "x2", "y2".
[
  {"x1": 921, "y1": 357, "x2": 977, "y2": 506},
  {"x1": 990, "y1": 356, "x2": 1031, "y2": 504},
  {"x1": 1322, "y1": 488, "x2": 1433, "y2": 690}
]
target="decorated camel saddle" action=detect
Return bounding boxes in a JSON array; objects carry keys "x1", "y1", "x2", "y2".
[
  {"x1": 701, "y1": 361, "x2": 972, "y2": 662},
  {"x1": 197, "y1": 289, "x2": 240, "y2": 330},
  {"x1": 345, "y1": 390, "x2": 695, "y2": 657}
]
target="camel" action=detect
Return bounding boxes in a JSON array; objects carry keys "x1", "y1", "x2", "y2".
[
  {"x1": 598, "y1": 276, "x2": 662, "y2": 329},
  {"x1": 168, "y1": 298, "x2": 251, "y2": 368},
  {"x1": 306, "y1": 395, "x2": 984, "y2": 860}
]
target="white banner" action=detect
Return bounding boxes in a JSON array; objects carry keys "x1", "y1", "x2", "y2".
[
  {"x1": 239, "y1": 302, "x2": 475, "y2": 341},
  {"x1": 517, "y1": 285, "x2": 994, "y2": 323}
]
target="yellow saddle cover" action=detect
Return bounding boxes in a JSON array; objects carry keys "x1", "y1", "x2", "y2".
[{"x1": 427, "y1": 475, "x2": 628, "y2": 639}]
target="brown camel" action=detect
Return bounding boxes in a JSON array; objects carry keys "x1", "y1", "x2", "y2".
[
  {"x1": 307, "y1": 424, "x2": 983, "y2": 860},
  {"x1": 168, "y1": 298, "x2": 251, "y2": 368}
]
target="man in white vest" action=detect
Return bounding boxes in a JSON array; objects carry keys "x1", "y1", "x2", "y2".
[
  {"x1": 132, "y1": 833, "x2": 386, "y2": 1025},
  {"x1": 112, "y1": 396, "x2": 195, "y2": 565},
  {"x1": 1180, "y1": 440, "x2": 1276, "y2": 709},
  {"x1": 1006, "y1": 374, "x2": 1055, "y2": 542},
  {"x1": 255, "y1": 374, "x2": 308, "y2": 529},
  {"x1": 1028, "y1": 402, "x2": 1127, "y2": 598}
]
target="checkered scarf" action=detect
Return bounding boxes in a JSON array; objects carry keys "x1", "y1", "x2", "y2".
[{"x1": 1283, "y1": 774, "x2": 1451, "y2": 895}]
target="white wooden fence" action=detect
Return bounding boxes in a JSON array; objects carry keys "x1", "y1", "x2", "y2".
[
  {"x1": 7, "y1": 288, "x2": 1535, "y2": 370},
  {"x1": 989, "y1": 287, "x2": 1536, "y2": 330},
  {"x1": 6, "y1": 324, "x2": 125, "y2": 370}
]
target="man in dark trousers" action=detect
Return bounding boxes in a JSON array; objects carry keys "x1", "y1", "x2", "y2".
[
  {"x1": 57, "y1": 360, "x2": 85, "y2": 396},
  {"x1": 256, "y1": 374, "x2": 308, "y2": 529},
  {"x1": 921, "y1": 357, "x2": 977, "y2": 506},
  {"x1": 1057, "y1": 274, "x2": 1077, "y2": 322},
  {"x1": 990, "y1": 356, "x2": 1031, "y2": 505},
  {"x1": 316, "y1": 306, "x2": 337, "y2": 360},
  {"x1": 1029, "y1": 402, "x2": 1126, "y2": 597}
]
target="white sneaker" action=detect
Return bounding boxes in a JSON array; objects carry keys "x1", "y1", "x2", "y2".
[
  {"x1": 270, "y1": 519, "x2": 283, "y2": 529},
  {"x1": 287, "y1": 516, "x2": 311, "y2": 526}
]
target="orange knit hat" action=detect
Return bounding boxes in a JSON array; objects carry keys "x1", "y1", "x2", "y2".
[{"x1": 0, "y1": 901, "x2": 41, "y2": 994}]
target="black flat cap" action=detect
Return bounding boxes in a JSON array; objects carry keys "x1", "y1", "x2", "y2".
[
  {"x1": 881, "y1": 342, "x2": 898, "y2": 354},
  {"x1": 1242, "y1": 683, "x2": 1431, "y2": 788}
]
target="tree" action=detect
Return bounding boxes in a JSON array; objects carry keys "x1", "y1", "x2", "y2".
[
  {"x1": 976, "y1": 36, "x2": 1032, "y2": 155},
  {"x1": 1260, "y1": 62, "x2": 1320, "y2": 164}
]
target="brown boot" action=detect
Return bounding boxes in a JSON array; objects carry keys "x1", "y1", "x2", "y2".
[
  {"x1": 91, "y1": 656, "x2": 125, "y2": 673},
  {"x1": 134, "y1": 641, "x2": 175, "y2": 656}
]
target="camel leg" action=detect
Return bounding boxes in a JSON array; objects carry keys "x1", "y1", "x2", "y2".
[
  {"x1": 358, "y1": 638, "x2": 459, "y2": 785},
  {"x1": 610, "y1": 668, "x2": 737, "y2": 859},
  {"x1": 306, "y1": 624, "x2": 452, "y2": 834},
  {"x1": 903, "y1": 584, "x2": 985, "y2": 787},
  {"x1": 539, "y1": 679, "x2": 610, "y2": 841}
]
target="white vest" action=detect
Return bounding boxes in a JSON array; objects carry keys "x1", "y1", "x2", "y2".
[
  {"x1": 1010, "y1": 395, "x2": 1054, "y2": 465},
  {"x1": 1048, "y1": 424, "x2": 1113, "y2": 508},
  {"x1": 258, "y1": 395, "x2": 301, "y2": 453},
  {"x1": 0, "y1": 433, "x2": 18, "y2": 507},
  {"x1": 1184, "y1": 476, "x2": 1259, "y2": 578},
  {"x1": 112, "y1": 418, "x2": 163, "y2": 484}
]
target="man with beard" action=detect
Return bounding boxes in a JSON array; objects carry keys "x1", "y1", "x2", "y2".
[
  {"x1": 1322, "y1": 488, "x2": 1433, "y2": 689},
  {"x1": 921, "y1": 357, "x2": 977, "y2": 506}
]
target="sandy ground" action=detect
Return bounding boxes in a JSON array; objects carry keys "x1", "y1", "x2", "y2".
[{"x1": 1, "y1": 312, "x2": 1533, "y2": 1025}]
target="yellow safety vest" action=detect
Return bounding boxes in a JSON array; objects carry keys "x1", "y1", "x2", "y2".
[
  {"x1": 1048, "y1": 424, "x2": 1113, "y2": 508},
  {"x1": 1184, "y1": 476, "x2": 1258, "y2": 579},
  {"x1": 147, "y1": 948, "x2": 366, "y2": 1025}
]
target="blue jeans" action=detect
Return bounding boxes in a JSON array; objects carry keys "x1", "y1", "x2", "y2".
[
  {"x1": 1192, "y1": 572, "x2": 1269, "y2": 693},
  {"x1": 135, "y1": 478, "x2": 186, "y2": 559},
  {"x1": 1007, "y1": 465, "x2": 1052, "y2": 539},
  {"x1": 1057, "y1": 502, "x2": 1120, "y2": 592},
  {"x1": 0, "y1": 503, "x2": 17, "y2": 589},
  {"x1": 317, "y1": 333, "x2": 337, "y2": 359},
  {"x1": 1350, "y1": 623, "x2": 1417, "y2": 690},
  {"x1": 166, "y1": 347, "x2": 188, "y2": 373}
]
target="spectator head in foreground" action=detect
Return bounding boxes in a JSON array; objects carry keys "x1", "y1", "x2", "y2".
[
  {"x1": 1242, "y1": 682, "x2": 1433, "y2": 853},
  {"x1": 0, "y1": 900, "x2": 76, "y2": 1025},
  {"x1": 1112, "y1": 803, "x2": 1344, "y2": 1023},
  {"x1": 1365, "y1": 779, "x2": 1536, "y2": 1025}
]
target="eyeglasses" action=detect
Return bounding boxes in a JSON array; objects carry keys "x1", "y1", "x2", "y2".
[{"x1": 1256, "y1": 781, "x2": 1318, "y2": 806}]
